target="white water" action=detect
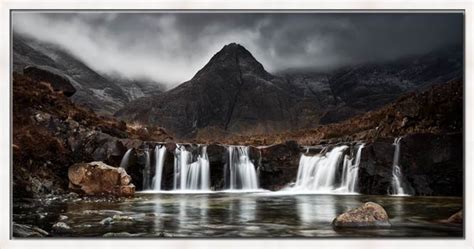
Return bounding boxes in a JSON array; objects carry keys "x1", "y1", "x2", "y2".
[
  {"x1": 151, "y1": 145, "x2": 167, "y2": 191},
  {"x1": 391, "y1": 137, "x2": 408, "y2": 196},
  {"x1": 119, "y1": 148, "x2": 132, "y2": 170},
  {"x1": 292, "y1": 145, "x2": 348, "y2": 193},
  {"x1": 226, "y1": 146, "x2": 259, "y2": 190},
  {"x1": 337, "y1": 144, "x2": 365, "y2": 193},
  {"x1": 142, "y1": 150, "x2": 151, "y2": 190},
  {"x1": 173, "y1": 145, "x2": 210, "y2": 191}
]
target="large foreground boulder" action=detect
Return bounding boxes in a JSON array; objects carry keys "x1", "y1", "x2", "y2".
[
  {"x1": 333, "y1": 202, "x2": 391, "y2": 228},
  {"x1": 23, "y1": 66, "x2": 76, "y2": 97},
  {"x1": 68, "y1": 161, "x2": 135, "y2": 197}
]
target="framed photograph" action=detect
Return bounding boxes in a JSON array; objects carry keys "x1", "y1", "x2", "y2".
[{"x1": 1, "y1": 0, "x2": 472, "y2": 248}]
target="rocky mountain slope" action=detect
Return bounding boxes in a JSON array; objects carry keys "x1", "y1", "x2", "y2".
[
  {"x1": 13, "y1": 33, "x2": 164, "y2": 115},
  {"x1": 116, "y1": 43, "x2": 462, "y2": 139},
  {"x1": 12, "y1": 71, "x2": 171, "y2": 197},
  {"x1": 116, "y1": 43, "x2": 322, "y2": 138},
  {"x1": 231, "y1": 78, "x2": 462, "y2": 146}
]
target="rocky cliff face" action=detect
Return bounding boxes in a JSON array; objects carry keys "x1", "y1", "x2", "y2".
[{"x1": 357, "y1": 132, "x2": 462, "y2": 196}]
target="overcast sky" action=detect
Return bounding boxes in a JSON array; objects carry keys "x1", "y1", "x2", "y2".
[{"x1": 12, "y1": 12, "x2": 463, "y2": 87}]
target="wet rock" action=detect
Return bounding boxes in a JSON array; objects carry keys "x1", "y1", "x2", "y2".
[
  {"x1": 258, "y1": 141, "x2": 301, "y2": 190},
  {"x1": 358, "y1": 133, "x2": 462, "y2": 196},
  {"x1": 13, "y1": 223, "x2": 49, "y2": 237},
  {"x1": 99, "y1": 217, "x2": 113, "y2": 225},
  {"x1": 24, "y1": 66, "x2": 76, "y2": 97},
  {"x1": 52, "y1": 222, "x2": 71, "y2": 233},
  {"x1": 333, "y1": 202, "x2": 391, "y2": 228},
  {"x1": 446, "y1": 210, "x2": 463, "y2": 224},
  {"x1": 68, "y1": 161, "x2": 135, "y2": 197}
]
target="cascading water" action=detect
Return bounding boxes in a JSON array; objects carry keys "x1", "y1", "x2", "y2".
[
  {"x1": 225, "y1": 146, "x2": 259, "y2": 190},
  {"x1": 337, "y1": 144, "x2": 364, "y2": 193},
  {"x1": 293, "y1": 145, "x2": 348, "y2": 193},
  {"x1": 173, "y1": 145, "x2": 210, "y2": 191},
  {"x1": 119, "y1": 148, "x2": 132, "y2": 170},
  {"x1": 390, "y1": 137, "x2": 408, "y2": 196},
  {"x1": 151, "y1": 145, "x2": 167, "y2": 191},
  {"x1": 142, "y1": 150, "x2": 151, "y2": 190}
]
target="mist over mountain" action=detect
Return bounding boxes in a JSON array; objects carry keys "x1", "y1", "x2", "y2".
[
  {"x1": 13, "y1": 33, "x2": 165, "y2": 115},
  {"x1": 12, "y1": 12, "x2": 463, "y2": 86}
]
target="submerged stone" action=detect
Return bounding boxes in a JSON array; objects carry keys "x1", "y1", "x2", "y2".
[
  {"x1": 99, "y1": 217, "x2": 113, "y2": 225},
  {"x1": 103, "y1": 232, "x2": 144, "y2": 237},
  {"x1": 446, "y1": 210, "x2": 463, "y2": 224},
  {"x1": 332, "y1": 202, "x2": 391, "y2": 228},
  {"x1": 13, "y1": 223, "x2": 49, "y2": 237},
  {"x1": 52, "y1": 222, "x2": 71, "y2": 233}
]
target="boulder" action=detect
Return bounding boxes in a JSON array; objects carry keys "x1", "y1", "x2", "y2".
[
  {"x1": 333, "y1": 202, "x2": 391, "y2": 228},
  {"x1": 68, "y1": 161, "x2": 135, "y2": 197},
  {"x1": 23, "y1": 66, "x2": 76, "y2": 97}
]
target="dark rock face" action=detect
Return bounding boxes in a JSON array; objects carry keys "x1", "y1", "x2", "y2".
[
  {"x1": 358, "y1": 132, "x2": 463, "y2": 196},
  {"x1": 207, "y1": 144, "x2": 227, "y2": 190},
  {"x1": 400, "y1": 133, "x2": 463, "y2": 196},
  {"x1": 258, "y1": 141, "x2": 302, "y2": 190},
  {"x1": 24, "y1": 66, "x2": 76, "y2": 97},
  {"x1": 332, "y1": 202, "x2": 391, "y2": 228}
]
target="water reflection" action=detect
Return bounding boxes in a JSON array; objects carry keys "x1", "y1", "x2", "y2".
[
  {"x1": 296, "y1": 195, "x2": 337, "y2": 225},
  {"x1": 13, "y1": 194, "x2": 463, "y2": 238}
]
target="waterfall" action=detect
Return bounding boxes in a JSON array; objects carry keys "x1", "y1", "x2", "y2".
[
  {"x1": 119, "y1": 148, "x2": 132, "y2": 170},
  {"x1": 173, "y1": 145, "x2": 210, "y2": 191},
  {"x1": 391, "y1": 137, "x2": 408, "y2": 196},
  {"x1": 225, "y1": 146, "x2": 259, "y2": 190},
  {"x1": 142, "y1": 150, "x2": 151, "y2": 190},
  {"x1": 152, "y1": 145, "x2": 167, "y2": 191},
  {"x1": 293, "y1": 145, "x2": 348, "y2": 193},
  {"x1": 337, "y1": 144, "x2": 364, "y2": 193}
]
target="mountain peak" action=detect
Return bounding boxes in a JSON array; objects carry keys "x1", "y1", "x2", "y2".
[{"x1": 194, "y1": 42, "x2": 268, "y2": 79}]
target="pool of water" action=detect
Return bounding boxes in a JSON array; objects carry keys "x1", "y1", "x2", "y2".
[{"x1": 12, "y1": 192, "x2": 463, "y2": 238}]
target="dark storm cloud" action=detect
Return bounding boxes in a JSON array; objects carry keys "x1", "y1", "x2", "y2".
[{"x1": 12, "y1": 12, "x2": 463, "y2": 87}]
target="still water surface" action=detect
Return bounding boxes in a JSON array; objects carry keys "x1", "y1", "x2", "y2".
[{"x1": 13, "y1": 192, "x2": 463, "y2": 238}]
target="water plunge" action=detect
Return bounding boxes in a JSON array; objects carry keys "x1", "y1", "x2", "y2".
[
  {"x1": 291, "y1": 144, "x2": 364, "y2": 194},
  {"x1": 119, "y1": 148, "x2": 132, "y2": 170},
  {"x1": 152, "y1": 145, "x2": 167, "y2": 191},
  {"x1": 173, "y1": 145, "x2": 210, "y2": 191},
  {"x1": 225, "y1": 146, "x2": 259, "y2": 190},
  {"x1": 390, "y1": 137, "x2": 409, "y2": 196}
]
